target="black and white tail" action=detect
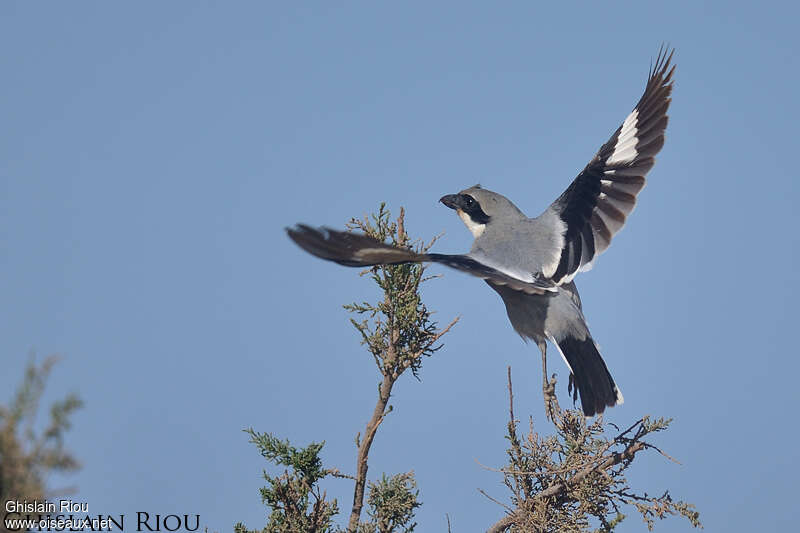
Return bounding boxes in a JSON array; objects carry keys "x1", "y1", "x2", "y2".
[{"x1": 553, "y1": 334, "x2": 623, "y2": 417}]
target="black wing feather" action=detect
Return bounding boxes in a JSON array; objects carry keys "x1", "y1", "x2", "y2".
[{"x1": 550, "y1": 48, "x2": 675, "y2": 284}]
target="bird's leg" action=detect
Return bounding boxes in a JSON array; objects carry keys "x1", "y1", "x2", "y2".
[{"x1": 537, "y1": 340, "x2": 560, "y2": 424}]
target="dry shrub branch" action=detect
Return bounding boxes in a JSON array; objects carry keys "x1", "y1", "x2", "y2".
[{"x1": 485, "y1": 368, "x2": 701, "y2": 532}]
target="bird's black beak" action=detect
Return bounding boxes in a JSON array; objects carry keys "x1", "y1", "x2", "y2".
[{"x1": 439, "y1": 194, "x2": 461, "y2": 210}]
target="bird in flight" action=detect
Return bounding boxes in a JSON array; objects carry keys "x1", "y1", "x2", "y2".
[{"x1": 288, "y1": 49, "x2": 675, "y2": 417}]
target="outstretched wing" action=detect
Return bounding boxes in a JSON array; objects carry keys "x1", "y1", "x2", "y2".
[
  {"x1": 548, "y1": 48, "x2": 675, "y2": 285},
  {"x1": 287, "y1": 224, "x2": 556, "y2": 295},
  {"x1": 287, "y1": 224, "x2": 425, "y2": 267}
]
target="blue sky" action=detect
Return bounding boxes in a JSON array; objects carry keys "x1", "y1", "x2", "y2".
[{"x1": 1, "y1": 2, "x2": 798, "y2": 531}]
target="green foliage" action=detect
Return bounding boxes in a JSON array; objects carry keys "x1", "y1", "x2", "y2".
[
  {"x1": 0, "y1": 355, "x2": 82, "y2": 504},
  {"x1": 235, "y1": 430, "x2": 428, "y2": 533},
  {"x1": 252, "y1": 431, "x2": 327, "y2": 484},
  {"x1": 234, "y1": 429, "x2": 342, "y2": 533},
  {"x1": 358, "y1": 472, "x2": 421, "y2": 533},
  {"x1": 343, "y1": 204, "x2": 452, "y2": 379}
]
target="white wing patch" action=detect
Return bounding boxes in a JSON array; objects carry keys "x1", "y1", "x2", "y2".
[
  {"x1": 606, "y1": 110, "x2": 639, "y2": 165},
  {"x1": 539, "y1": 211, "x2": 566, "y2": 279}
]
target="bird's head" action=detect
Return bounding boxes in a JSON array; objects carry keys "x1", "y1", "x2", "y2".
[{"x1": 439, "y1": 185, "x2": 524, "y2": 238}]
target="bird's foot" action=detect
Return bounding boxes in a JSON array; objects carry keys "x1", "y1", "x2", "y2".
[
  {"x1": 542, "y1": 374, "x2": 560, "y2": 424},
  {"x1": 568, "y1": 373, "x2": 578, "y2": 403}
]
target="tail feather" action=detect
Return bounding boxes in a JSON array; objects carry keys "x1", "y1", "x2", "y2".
[{"x1": 554, "y1": 335, "x2": 622, "y2": 417}]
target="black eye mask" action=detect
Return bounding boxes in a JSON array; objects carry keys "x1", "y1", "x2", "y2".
[{"x1": 460, "y1": 194, "x2": 491, "y2": 224}]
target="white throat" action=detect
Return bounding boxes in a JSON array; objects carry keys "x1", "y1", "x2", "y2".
[{"x1": 458, "y1": 209, "x2": 486, "y2": 238}]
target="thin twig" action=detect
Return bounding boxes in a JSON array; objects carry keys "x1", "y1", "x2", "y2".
[
  {"x1": 327, "y1": 469, "x2": 356, "y2": 481},
  {"x1": 410, "y1": 316, "x2": 460, "y2": 360},
  {"x1": 478, "y1": 488, "x2": 513, "y2": 512},
  {"x1": 507, "y1": 366, "x2": 515, "y2": 424}
]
